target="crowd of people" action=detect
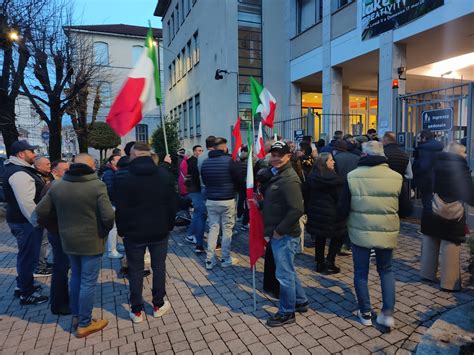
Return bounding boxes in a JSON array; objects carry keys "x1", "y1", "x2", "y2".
[{"x1": 3, "y1": 126, "x2": 473, "y2": 337}]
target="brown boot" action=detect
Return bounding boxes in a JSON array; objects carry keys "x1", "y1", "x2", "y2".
[{"x1": 76, "y1": 319, "x2": 108, "y2": 338}]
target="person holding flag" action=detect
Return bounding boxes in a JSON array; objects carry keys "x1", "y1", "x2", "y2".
[{"x1": 260, "y1": 141, "x2": 308, "y2": 327}]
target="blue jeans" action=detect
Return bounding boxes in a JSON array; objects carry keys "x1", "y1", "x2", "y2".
[
  {"x1": 125, "y1": 238, "x2": 168, "y2": 313},
  {"x1": 352, "y1": 244, "x2": 395, "y2": 315},
  {"x1": 188, "y1": 192, "x2": 207, "y2": 247},
  {"x1": 9, "y1": 223, "x2": 43, "y2": 297},
  {"x1": 48, "y1": 232, "x2": 70, "y2": 313},
  {"x1": 271, "y1": 236, "x2": 307, "y2": 314},
  {"x1": 68, "y1": 254, "x2": 102, "y2": 327}
]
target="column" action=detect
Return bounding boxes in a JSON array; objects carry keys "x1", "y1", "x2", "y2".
[
  {"x1": 378, "y1": 31, "x2": 406, "y2": 135},
  {"x1": 321, "y1": 0, "x2": 343, "y2": 136}
]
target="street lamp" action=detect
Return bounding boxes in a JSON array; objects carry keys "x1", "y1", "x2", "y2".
[
  {"x1": 215, "y1": 68, "x2": 239, "y2": 109},
  {"x1": 8, "y1": 30, "x2": 19, "y2": 42}
]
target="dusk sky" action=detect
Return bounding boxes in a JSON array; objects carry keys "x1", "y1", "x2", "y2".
[{"x1": 74, "y1": 0, "x2": 162, "y2": 28}]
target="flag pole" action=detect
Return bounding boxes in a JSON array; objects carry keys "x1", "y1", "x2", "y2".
[{"x1": 153, "y1": 25, "x2": 169, "y2": 156}]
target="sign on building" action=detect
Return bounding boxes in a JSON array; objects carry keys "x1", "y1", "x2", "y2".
[
  {"x1": 361, "y1": 0, "x2": 444, "y2": 40},
  {"x1": 422, "y1": 108, "x2": 453, "y2": 131}
]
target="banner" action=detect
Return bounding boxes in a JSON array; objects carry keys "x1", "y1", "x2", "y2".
[{"x1": 361, "y1": 0, "x2": 444, "y2": 40}]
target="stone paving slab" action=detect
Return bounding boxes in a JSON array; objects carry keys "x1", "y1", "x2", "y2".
[{"x1": 0, "y1": 219, "x2": 473, "y2": 354}]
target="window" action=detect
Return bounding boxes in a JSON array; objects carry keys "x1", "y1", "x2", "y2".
[
  {"x1": 172, "y1": 60, "x2": 176, "y2": 85},
  {"x1": 98, "y1": 81, "x2": 112, "y2": 107},
  {"x1": 136, "y1": 124, "x2": 149, "y2": 143},
  {"x1": 333, "y1": 0, "x2": 353, "y2": 12},
  {"x1": 195, "y1": 94, "x2": 201, "y2": 136},
  {"x1": 94, "y1": 42, "x2": 109, "y2": 65},
  {"x1": 186, "y1": 40, "x2": 192, "y2": 71},
  {"x1": 188, "y1": 98, "x2": 194, "y2": 137},
  {"x1": 168, "y1": 65, "x2": 172, "y2": 89},
  {"x1": 167, "y1": 20, "x2": 171, "y2": 45},
  {"x1": 177, "y1": 54, "x2": 181, "y2": 80},
  {"x1": 132, "y1": 45, "x2": 143, "y2": 66},
  {"x1": 178, "y1": 105, "x2": 183, "y2": 139},
  {"x1": 176, "y1": 5, "x2": 180, "y2": 32},
  {"x1": 183, "y1": 102, "x2": 188, "y2": 137},
  {"x1": 192, "y1": 31, "x2": 199, "y2": 65},
  {"x1": 181, "y1": 0, "x2": 185, "y2": 23},
  {"x1": 238, "y1": 25, "x2": 262, "y2": 93},
  {"x1": 171, "y1": 13, "x2": 175, "y2": 38},
  {"x1": 181, "y1": 48, "x2": 186, "y2": 76}
]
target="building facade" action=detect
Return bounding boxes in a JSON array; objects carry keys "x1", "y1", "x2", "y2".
[
  {"x1": 155, "y1": 0, "x2": 473, "y2": 146},
  {"x1": 64, "y1": 24, "x2": 165, "y2": 154},
  {"x1": 154, "y1": 0, "x2": 291, "y2": 149}
]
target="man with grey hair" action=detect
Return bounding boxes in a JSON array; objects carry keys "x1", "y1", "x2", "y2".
[{"x1": 339, "y1": 140, "x2": 402, "y2": 329}]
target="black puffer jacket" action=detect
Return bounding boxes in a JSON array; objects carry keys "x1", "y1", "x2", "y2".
[
  {"x1": 384, "y1": 143, "x2": 409, "y2": 176},
  {"x1": 421, "y1": 152, "x2": 474, "y2": 244},
  {"x1": 115, "y1": 156, "x2": 177, "y2": 244},
  {"x1": 413, "y1": 139, "x2": 443, "y2": 190},
  {"x1": 306, "y1": 169, "x2": 347, "y2": 239}
]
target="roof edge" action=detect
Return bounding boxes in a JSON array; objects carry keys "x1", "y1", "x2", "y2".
[{"x1": 154, "y1": 0, "x2": 171, "y2": 17}]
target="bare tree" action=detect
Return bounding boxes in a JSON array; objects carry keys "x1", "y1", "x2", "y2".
[
  {"x1": 0, "y1": 0, "x2": 47, "y2": 155},
  {"x1": 20, "y1": 0, "x2": 100, "y2": 160}
]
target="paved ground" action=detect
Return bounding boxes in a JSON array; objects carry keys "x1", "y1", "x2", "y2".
[{"x1": 0, "y1": 218, "x2": 473, "y2": 355}]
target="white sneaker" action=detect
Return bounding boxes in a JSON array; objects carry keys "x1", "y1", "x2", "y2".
[
  {"x1": 376, "y1": 313, "x2": 395, "y2": 328},
  {"x1": 205, "y1": 259, "x2": 216, "y2": 270},
  {"x1": 185, "y1": 235, "x2": 196, "y2": 244},
  {"x1": 130, "y1": 310, "x2": 145, "y2": 323},
  {"x1": 357, "y1": 310, "x2": 373, "y2": 326},
  {"x1": 108, "y1": 250, "x2": 123, "y2": 259},
  {"x1": 221, "y1": 257, "x2": 239, "y2": 268},
  {"x1": 153, "y1": 301, "x2": 171, "y2": 318}
]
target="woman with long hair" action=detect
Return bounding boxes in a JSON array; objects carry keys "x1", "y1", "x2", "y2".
[{"x1": 306, "y1": 153, "x2": 346, "y2": 274}]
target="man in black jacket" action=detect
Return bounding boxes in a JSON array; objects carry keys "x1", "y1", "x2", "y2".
[
  {"x1": 115, "y1": 142, "x2": 177, "y2": 323},
  {"x1": 382, "y1": 131, "x2": 409, "y2": 176},
  {"x1": 201, "y1": 137, "x2": 242, "y2": 270},
  {"x1": 184, "y1": 144, "x2": 206, "y2": 253},
  {"x1": 412, "y1": 130, "x2": 444, "y2": 216}
]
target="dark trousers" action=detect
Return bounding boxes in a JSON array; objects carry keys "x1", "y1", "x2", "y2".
[
  {"x1": 9, "y1": 223, "x2": 43, "y2": 296},
  {"x1": 314, "y1": 235, "x2": 343, "y2": 264},
  {"x1": 263, "y1": 243, "x2": 280, "y2": 298},
  {"x1": 48, "y1": 232, "x2": 70, "y2": 313},
  {"x1": 125, "y1": 237, "x2": 168, "y2": 313},
  {"x1": 419, "y1": 183, "x2": 433, "y2": 216},
  {"x1": 237, "y1": 189, "x2": 249, "y2": 225}
]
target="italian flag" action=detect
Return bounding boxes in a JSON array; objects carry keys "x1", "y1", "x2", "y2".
[
  {"x1": 107, "y1": 27, "x2": 161, "y2": 136},
  {"x1": 250, "y1": 77, "x2": 276, "y2": 128},
  {"x1": 247, "y1": 128, "x2": 266, "y2": 267},
  {"x1": 255, "y1": 121, "x2": 265, "y2": 159}
]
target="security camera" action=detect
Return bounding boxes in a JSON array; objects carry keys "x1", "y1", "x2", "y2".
[{"x1": 397, "y1": 66, "x2": 405, "y2": 75}]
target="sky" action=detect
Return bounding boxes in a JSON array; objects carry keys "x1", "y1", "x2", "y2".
[{"x1": 73, "y1": 0, "x2": 162, "y2": 28}]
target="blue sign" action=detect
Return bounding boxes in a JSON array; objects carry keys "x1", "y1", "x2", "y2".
[
  {"x1": 422, "y1": 108, "x2": 453, "y2": 131},
  {"x1": 41, "y1": 131, "x2": 50, "y2": 141},
  {"x1": 294, "y1": 129, "x2": 304, "y2": 142}
]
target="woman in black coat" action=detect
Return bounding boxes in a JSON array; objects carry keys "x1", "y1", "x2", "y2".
[
  {"x1": 306, "y1": 153, "x2": 347, "y2": 274},
  {"x1": 420, "y1": 142, "x2": 474, "y2": 290}
]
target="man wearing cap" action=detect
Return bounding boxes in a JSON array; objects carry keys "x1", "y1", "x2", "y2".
[
  {"x1": 262, "y1": 141, "x2": 308, "y2": 327},
  {"x1": 201, "y1": 137, "x2": 243, "y2": 269},
  {"x1": 4, "y1": 140, "x2": 48, "y2": 305}
]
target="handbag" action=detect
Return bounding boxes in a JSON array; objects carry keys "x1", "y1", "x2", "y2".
[{"x1": 432, "y1": 193, "x2": 464, "y2": 221}]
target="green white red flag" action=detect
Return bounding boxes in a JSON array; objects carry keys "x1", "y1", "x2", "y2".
[
  {"x1": 247, "y1": 127, "x2": 266, "y2": 267},
  {"x1": 255, "y1": 121, "x2": 265, "y2": 159},
  {"x1": 107, "y1": 27, "x2": 161, "y2": 136},
  {"x1": 232, "y1": 117, "x2": 242, "y2": 161},
  {"x1": 250, "y1": 77, "x2": 276, "y2": 128}
]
